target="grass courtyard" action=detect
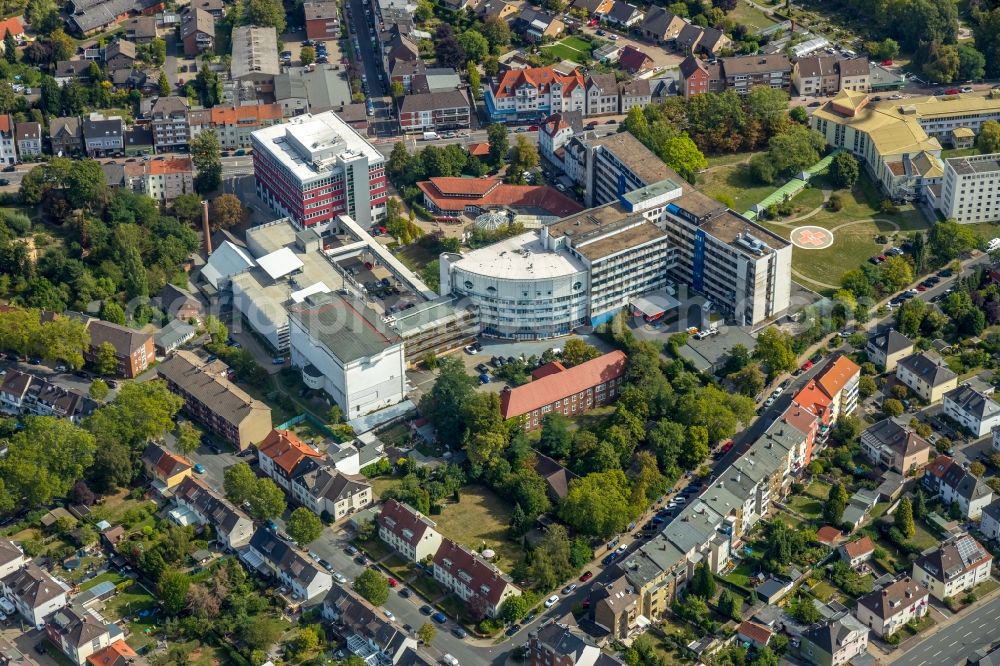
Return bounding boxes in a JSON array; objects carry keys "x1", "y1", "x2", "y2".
[
  {"x1": 433, "y1": 484, "x2": 520, "y2": 571},
  {"x1": 541, "y1": 36, "x2": 594, "y2": 64},
  {"x1": 726, "y1": 2, "x2": 781, "y2": 32}
]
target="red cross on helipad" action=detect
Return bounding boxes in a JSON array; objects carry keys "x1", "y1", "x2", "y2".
[{"x1": 797, "y1": 229, "x2": 829, "y2": 247}]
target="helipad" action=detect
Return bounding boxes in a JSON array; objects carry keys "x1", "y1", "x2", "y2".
[{"x1": 790, "y1": 226, "x2": 834, "y2": 250}]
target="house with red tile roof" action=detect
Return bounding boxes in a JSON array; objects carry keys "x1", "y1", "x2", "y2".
[
  {"x1": 143, "y1": 156, "x2": 194, "y2": 203},
  {"x1": 485, "y1": 66, "x2": 586, "y2": 122},
  {"x1": 737, "y1": 621, "x2": 772, "y2": 649},
  {"x1": 87, "y1": 639, "x2": 147, "y2": 666},
  {"x1": 416, "y1": 177, "x2": 583, "y2": 221},
  {"x1": 500, "y1": 350, "x2": 627, "y2": 431},
  {"x1": 377, "y1": 498, "x2": 443, "y2": 563},
  {"x1": 142, "y1": 442, "x2": 194, "y2": 491},
  {"x1": 781, "y1": 402, "x2": 819, "y2": 466},
  {"x1": 258, "y1": 428, "x2": 323, "y2": 490},
  {"x1": 815, "y1": 525, "x2": 842, "y2": 545},
  {"x1": 815, "y1": 355, "x2": 861, "y2": 421},
  {"x1": 838, "y1": 536, "x2": 875, "y2": 568},
  {"x1": 433, "y1": 538, "x2": 521, "y2": 617}
]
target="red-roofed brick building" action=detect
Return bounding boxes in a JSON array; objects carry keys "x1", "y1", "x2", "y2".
[
  {"x1": 468, "y1": 142, "x2": 491, "y2": 158},
  {"x1": 618, "y1": 45, "x2": 654, "y2": 74},
  {"x1": 737, "y1": 621, "x2": 772, "y2": 649},
  {"x1": 258, "y1": 428, "x2": 323, "y2": 490},
  {"x1": 501, "y1": 350, "x2": 627, "y2": 430},
  {"x1": 815, "y1": 525, "x2": 842, "y2": 545},
  {"x1": 377, "y1": 498, "x2": 443, "y2": 563},
  {"x1": 781, "y1": 402, "x2": 819, "y2": 466},
  {"x1": 142, "y1": 442, "x2": 194, "y2": 491},
  {"x1": 417, "y1": 177, "x2": 583, "y2": 221},
  {"x1": 433, "y1": 538, "x2": 521, "y2": 617},
  {"x1": 791, "y1": 354, "x2": 861, "y2": 430}
]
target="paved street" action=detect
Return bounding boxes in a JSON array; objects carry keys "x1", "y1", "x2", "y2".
[{"x1": 890, "y1": 594, "x2": 1000, "y2": 666}]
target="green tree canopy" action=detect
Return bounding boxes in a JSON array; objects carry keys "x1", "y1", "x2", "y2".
[
  {"x1": 287, "y1": 507, "x2": 324, "y2": 546},
  {"x1": 354, "y1": 568, "x2": 389, "y2": 605}
]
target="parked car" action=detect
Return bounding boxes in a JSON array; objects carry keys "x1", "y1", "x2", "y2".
[
  {"x1": 562, "y1": 583, "x2": 577, "y2": 594},
  {"x1": 452, "y1": 627, "x2": 468, "y2": 639},
  {"x1": 432, "y1": 611, "x2": 448, "y2": 624},
  {"x1": 505, "y1": 624, "x2": 521, "y2": 637},
  {"x1": 420, "y1": 605, "x2": 433, "y2": 615},
  {"x1": 579, "y1": 571, "x2": 593, "y2": 582},
  {"x1": 544, "y1": 595, "x2": 560, "y2": 608}
]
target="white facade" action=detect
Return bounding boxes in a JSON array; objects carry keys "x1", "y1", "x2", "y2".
[
  {"x1": 938, "y1": 153, "x2": 1000, "y2": 223},
  {"x1": 855, "y1": 580, "x2": 928, "y2": 638},
  {"x1": 914, "y1": 552, "x2": 991, "y2": 601},
  {"x1": 943, "y1": 385, "x2": 1000, "y2": 437},
  {"x1": 232, "y1": 274, "x2": 290, "y2": 351},
  {"x1": 2, "y1": 567, "x2": 68, "y2": 629},
  {"x1": 0, "y1": 122, "x2": 15, "y2": 165},
  {"x1": 287, "y1": 304, "x2": 407, "y2": 417}
]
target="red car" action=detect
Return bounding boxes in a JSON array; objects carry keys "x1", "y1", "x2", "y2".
[
  {"x1": 388, "y1": 578, "x2": 398, "y2": 587},
  {"x1": 528, "y1": 125, "x2": 539, "y2": 131},
  {"x1": 916, "y1": 284, "x2": 927, "y2": 291},
  {"x1": 588, "y1": 18, "x2": 598, "y2": 25},
  {"x1": 945, "y1": 88, "x2": 960, "y2": 95},
  {"x1": 801, "y1": 360, "x2": 813, "y2": 372},
  {"x1": 580, "y1": 571, "x2": 593, "y2": 582},
  {"x1": 880, "y1": 59, "x2": 893, "y2": 66}
]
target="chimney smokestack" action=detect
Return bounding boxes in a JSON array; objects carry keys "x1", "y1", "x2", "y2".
[{"x1": 202, "y1": 200, "x2": 212, "y2": 255}]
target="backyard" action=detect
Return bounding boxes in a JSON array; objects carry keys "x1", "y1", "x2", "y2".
[
  {"x1": 541, "y1": 36, "x2": 594, "y2": 64},
  {"x1": 433, "y1": 484, "x2": 520, "y2": 571},
  {"x1": 727, "y1": 1, "x2": 781, "y2": 32}
]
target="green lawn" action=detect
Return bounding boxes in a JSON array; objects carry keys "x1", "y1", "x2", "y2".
[
  {"x1": 103, "y1": 583, "x2": 161, "y2": 651},
  {"x1": 559, "y1": 35, "x2": 593, "y2": 52},
  {"x1": 910, "y1": 522, "x2": 940, "y2": 552},
  {"x1": 541, "y1": 42, "x2": 591, "y2": 64},
  {"x1": 786, "y1": 495, "x2": 823, "y2": 518},
  {"x1": 80, "y1": 570, "x2": 126, "y2": 591},
  {"x1": 697, "y1": 162, "x2": 777, "y2": 212},
  {"x1": 941, "y1": 147, "x2": 980, "y2": 159},
  {"x1": 723, "y1": 562, "x2": 754, "y2": 588},
  {"x1": 727, "y1": 2, "x2": 780, "y2": 31},
  {"x1": 809, "y1": 580, "x2": 839, "y2": 602},
  {"x1": 705, "y1": 151, "x2": 760, "y2": 168},
  {"x1": 433, "y1": 485, "x2": 521, "y2": 571}
]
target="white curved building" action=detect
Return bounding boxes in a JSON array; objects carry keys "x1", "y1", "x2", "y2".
[{"x1": 440, "y1": 231, "x2": 590, "y2": 339}]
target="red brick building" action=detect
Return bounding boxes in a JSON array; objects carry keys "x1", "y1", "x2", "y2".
[
  {"x1": 84, "y1": 319, "x2": 154, "y2": 378},
  {"x1": 500, "y1": 351, "x2": 627, "y2": 431},
  {"x1": 304, "y1": 0, "x2": 340, "y2": 40}
]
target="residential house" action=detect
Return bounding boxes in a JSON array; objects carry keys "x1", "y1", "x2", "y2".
[
  {"x1": 791, "y1": 355, "x2": 861, "y2": 427},
  {"x1": 895, "y1": 351, "x2": 959, "y2": 403},
  {"x1": 0, "y1": 115, "x2": 14, "y2": 165},
  {"x1": 618, "y1": 79, "x2": 651, "y2": 114},
  {"x1": 149, "y1": 96, "x2": 190, "y2": 152},
  {"x1": 433, "y1": 538, "x2": 521, "y2": 617},
  {"x1": 398, "y1": 90, "x2": 471, "y2": 133},
  {"x1": 289, "y1": 458, "x2": 372, "y2": 521},
  {"x1": 943, "y1": 383, "x2": 1000, "y2": 437},
  {"x1": 980, "y1": 498, "x2": 1000, "y2": 541},
  {"x1": 618, "y1": 45, "x2": 653, "y2": 75},
  {"x1": 513, "y1": 8, "x2": 563, "y2": 42},
  {"x1": 838, "y1": 536, "x2": 875, "y2": 568},
  {"x1": 0, "y1": 17, "x2": 24, "y2": 48},
  {"x1": 799, "y1": 614, "x2": 869, "y2": 666},
  {"x1": 533, "y1": 452, "x2": 578, "y2": 501},
  {"x1": 912, "y1": 533, "x2": 992, "y2": 600},
  {"x1": 734, "y1": 622, "x2": 771, "y2": 651},
  {"x1": 538, "y1": 113, "x2": 574, "y2": 165},
  {"x1": 923, "y1": 455, "x2": 993, "y2": 519},
  {"x1": 123, "y1": 16, "x2": 157, "y2": 43},
  {"x1": 180, "y1": 7, "x2": 215, "y2": 57},
  {"x1": 321, "y1": 585, "x2": 419, "y2": 665},
  {"x1": 84, "y1": 319, "x2": 154, "y2": 378},
  {"x1": 82, "y1": 113, "x2": 125, "y2": 157},
  {"x1": 171, "y1": 476, "x2": 254, "y2": 549},
  {"x1": 49, "y1": 117, "x2": 83, "y2": 156},
  {"x1": 866, "y1": 329, "x2": 913, "y2": 372},
  {"x1": 674, "y1": 24, "x2": 704, "y2": 54},
  {"x1": 1, "y1": 563, "x2": 68, "y2": 628},
  {"x1": 838, "y1": 58, "x2": 871, "y2": 92},
  {"x1": 15, "y1": 122, "x2": 42, "y2": 160},
  {"x1": 605, "y1": 1, "x2": 643, "y2": 28},
  {"x1": 45, "y1": 605, "x2": 112, "y2": 666},
  {"x1": 639, "y1": 7, "x2": 685, "y2": 45},
  {"x1": 572, "y1": 0, "x2": 613, "y2": 16},
  {"x1": 378, "y1": 498, "x2": 443, "y2": 563},
  {"x1": 141, "y1": 442, "x2": 193, "y2": 491},
  {"x1": 192, "y1": 0, "x2": 224, "y2": 17},
  {"x1": 530, "y1": 623, "x2": 620, "y2": 666},
  {"x1": 153, "y1": 319, "x2": 196, "y2": 356},
  {"x1": 792, "y1": 56, "x2": 870, "y2": 97},
  {"x1": 143, "y1": 157, "x2": 194, "y2": 203},
  {"x1": 157, "y1": 350, "x2": 273, "y2": 450},
  {"x1": 478, "y1": 0, "x2": 518, "y2": 21},
  {"x1": 54, "y1": 60, "x2": 94, "y2": 86},
  {"x1": 69, "y1": 0, "x2": 139, "y2": 36},
  {"x1": 859, "y1": 418, "x2": 932, "y2": 475},
  {"x1": 389, "y1": 59, "x2": 426, "y2": 96},
  {"x1": 694, "y1": 27, "x2": 730, "y2": 56},
  {"x1": 0, "y1": 539, "x2": 24, "y2": 579},
  {"x1": 590, "y1": 577, "x2": 639, "y2": 640},
  {"x1": 244, "y1": 529, "x2": 332, "y2": 601},
  {"x1": 155, "y1": 283, "x2": 204, "y2": 322},
  {"x1": 303, "y1": 0, "x2": 339, "y2": 40},
  {"x1": 678, "y1": 56, "x2": 710, "y2": 98},
  {"x1": 486, "y1": 66, "x2": 586, "y2": 122},
  {"x1": 209, "y1": 104, "x2": 284, "y2": 150},
  {"x1": 257, "y1": 428, "x2": 324, "y2": 491},
  {"x1": 104, "y1": 39, "x2": 136, "y2": 71},
  {"x1": 0, "y1": 370, "x2": 96, "y2": 423},
  {"x1": 855, "y1": 576, "x2": 928, "y2": 638},
  {"x1": 87, "y1": 640, "x2": 145, "y2": 666},
  {"x1": 719, "y1": 54, "x2": 791, "y2": 93},
  {"x1": 585, "y1": 73, "x2": 619, "y2": 117}
]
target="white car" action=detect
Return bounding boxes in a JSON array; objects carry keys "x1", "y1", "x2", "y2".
[
  {"x1": 464, "y1": 345, "x2": 478, "y2": 355},
  {"x1": 772, "y1": 386, "x2": 784, "y2": 397},
  {"x1": 333, "y1": 572, "x2": 347, "y2": 584},
  {"x1": 384, "y1": 610, "x2": 396, "y2": 620},
  {"x1": 544, "y1": 595, "x2": 559, "y2": 608},
  {"x1": 616, "y1": 542, "x2": 629, "y2": 553},
  {"x1": 989, "y1": 237, "x2": 1000, "y2": 252}
]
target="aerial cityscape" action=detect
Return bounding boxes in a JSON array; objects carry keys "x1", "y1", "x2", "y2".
[{"x1": 0, "y1": 0, "x2": 999, "y2": 664}]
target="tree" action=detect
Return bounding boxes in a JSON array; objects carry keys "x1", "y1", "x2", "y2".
[
  {"x1": 924, "y1": 44, "x2": 960, "y2": 84},
  {"x1": 354, "y1": 568, "x2": 389, "y2": 605},
  {"x1": 561, "y1": 338, "x2": 600, "y2": 367},
  {"x1": 728, "y1": 363, "x2": 765, "y2": 397},
  {"x1": 823, "y1": 480, "x2": 846, "y2": 525},
  {"x1": 210, "y1": 194, "x2": 245, "y2": 231},
  {"x1": 883, "y1": 398, "x2": 904, "y2": 418},
  {"x1": 830, "y1": 152, "x2": 859, "y2": 188},
  {"x1": 970, "y1": 461, "x2": 986, "y2": 477},
  {"x1": 89, "y1": 379, "x2": 109, "y2": 401},
  {"x1": 928, "y1": 220, "x2": 979, "y2": 262},
  {"x1": 499, "y1": 596, "x2": 530, "y2": 624},
  {"x1": 458, "y1": 30, "x2": 489, "y2": 63},
  {"x1": 509, "y1": 135, "x2": 539, "y2": 181},
  {"x1": 300, "y1": 46, "x2": 315, "y2": 66},
  {"x1": 914, "y1": 488, "x2": 929, "y2": 520},
  {"x1": 191, "y1": 130, "x2": 222, "y2": 194},
  {"x1": 175, "y1": 422, "x2": 201, "y2": 457},
  {"x1": 690, "y1": 561, "x2": 716, "y2": 599},
  {"x1": 287, "y1": 507, "x2": 324, "y2": 546},
  {"x1": 881, "y1": 255, "x2": 914, "y2": 292},
  {"x1": 662, "y1": 135, "x2": 707, "y2": 178},
  {"x1": 754, "y1": 124, "x2": 826, "y2": 182},
  {"x1": 157, "y1": 70, "x2": 171, "y2": 96},
  {"x1": 979, "y1": 120, "x2": 1000, "y2": 153},
  {"x1": 712, "y1": 0, "x2": 736, "y2": 10},
  {"x1": 559, "y1": 470, "x2": 640, "y2": 538},
  {"x1": 248, "y1": 478, "x2": 285, "y2": 519},
  {"x1": 858, "y1": 375, "x2": 877, "y2": 399},
  {"x1": 4, "y1": 32, "x2": 16, "y2": 64},
  {"x1": 95, "y1": 341, "x2": 119, "y2": 376},
  {"x1": 434, "y1": 25, "x2": 465, "y2": 69},
  {"x1": 173, "y1": 193, "x2": 203, "y2": 225},
  {"x1": 71, "y1": 480, "x2": 95, "y2": 506},
  {"x1": 481, "y1": 15, "x2": 511, "y2": 51},
  {"x1": 418, "y1": 623, "x2": 436, "y2": 645},
  {"x1": 246, "y1": 0, "x2": 286, "y2": 32},
  {"x1": 0, "y1": 417, "x2": 96, "y2": 511},
  {"x1": 467, "y1": 64, "x2": 481, "y2": 100},
  {"x1": 789, "y1": 105, "x2": 809, "y2": 124},
  {"x1": 539, "y1": 413, "x2": 572, "y2": 459},
  {"x1": 224, "y1": 462, "x2": 259, "y2": 505},
  {"x1": 158, "y1": 569, "x2": 191, "y2": 615},
  {"x1": 99, "y1": 300, "x2": 126, "y2": 325},
  {"x1": 895, "y1": 497, "x2": 916, "y2": 540},
  {"x1": 753, "y1": 327, "x2": 797, "y2": 379},
  {"x1": 957, "y1": 43, "x2": 986, "y2": 82},
  {"x1": 418, "y1": 358, "x2": 477, "y2": 449},
  {"x1": 487, "y1": 123, "x2": 509, "y2": 166}
]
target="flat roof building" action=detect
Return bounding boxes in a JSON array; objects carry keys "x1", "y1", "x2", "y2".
[{"x1": 934, "y1": 153, "x2": 1000, "y2": 224}]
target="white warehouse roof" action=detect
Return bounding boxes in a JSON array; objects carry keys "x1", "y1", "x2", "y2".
[{"x1": 257, "y1": 247, "x2": 304, "y2": 280}]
